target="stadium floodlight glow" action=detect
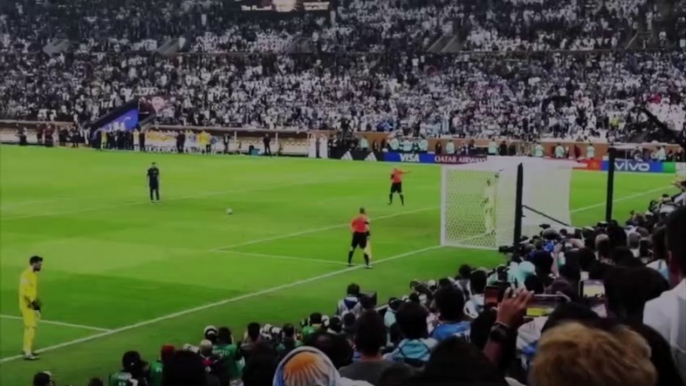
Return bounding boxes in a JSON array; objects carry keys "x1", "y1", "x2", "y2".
[{"x1": 440, "y1": 157, "x2": 580, "y2": 250}]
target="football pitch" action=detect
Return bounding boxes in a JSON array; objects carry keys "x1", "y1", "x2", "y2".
[{"x1": 0, "y1": 146, "x2": 675, "y2": 385}]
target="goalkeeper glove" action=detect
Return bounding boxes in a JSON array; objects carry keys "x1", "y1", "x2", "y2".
[{"x1": 31, "y1": 299, "x2": 42, "y2": 312}]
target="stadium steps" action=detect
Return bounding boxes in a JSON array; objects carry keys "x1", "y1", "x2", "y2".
[{"x1": 428, "y1": 35, "x2": 459, "y2": 53}]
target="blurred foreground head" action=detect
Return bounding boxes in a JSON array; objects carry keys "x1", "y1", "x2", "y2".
[{"x1": 531, "y1": 322, "x2": 656, "y2": 386}]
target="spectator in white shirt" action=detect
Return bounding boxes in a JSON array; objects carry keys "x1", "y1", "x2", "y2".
[{"x1": 644, "y1": 207, "x2": 686, "y2": 382}]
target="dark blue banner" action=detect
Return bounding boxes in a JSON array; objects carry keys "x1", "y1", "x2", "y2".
[
  {"x1": 101, "y1": 108, "x2": 139, "y2": 131},
  {"x1": 384, "y1": 152, "x2": 487, "y2": 165},
  {"x1": 601, "y1": 160, "x2": 664, "y2": 173}
]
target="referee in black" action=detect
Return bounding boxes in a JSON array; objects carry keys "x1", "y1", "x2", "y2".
[
  {"x1": 147, "y1": 162, "x2": 161, "y2": 203},
  {"x1": 349, "y1": 208, "x2": 371, "y2": 269}
]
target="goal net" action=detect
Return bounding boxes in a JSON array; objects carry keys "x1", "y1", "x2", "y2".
[{"x1": 440, "y1": 158, "x2": 579, "y2": 250}]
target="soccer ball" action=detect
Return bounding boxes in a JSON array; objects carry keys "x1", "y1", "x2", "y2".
[{"x1": 226, "y1": 208, "x2": 233, "y2": 215}]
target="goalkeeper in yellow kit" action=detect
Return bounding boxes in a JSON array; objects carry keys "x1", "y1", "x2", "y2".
[
  {"x1": 483, "y1": 177, "x2": 497, "y2": 234},
  {"x1": 19, "y1": 255, "x2": 43, "y2": 360}
]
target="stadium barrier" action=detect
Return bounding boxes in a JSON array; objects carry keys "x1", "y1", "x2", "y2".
[
  {"x1": 384, "y1": 152, "x2": 488, "y2": 165},
  {"x1": 0, "y1": 120, "x2": 682, "y2": 160}
]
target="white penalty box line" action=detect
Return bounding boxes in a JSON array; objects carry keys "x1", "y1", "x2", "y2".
[
  {"x1": 0, "y1": 314, "x2": 111, "y2": 333},
  {"x1": 0, "y1": 185, "x2": 670, "y2": 363},
  {"x1": 0, "y1": 207, "x2": 439, "y2": 363}
]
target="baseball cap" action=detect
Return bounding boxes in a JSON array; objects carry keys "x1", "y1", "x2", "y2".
[
  {"x1": 29, "y1": 256, "x2": 43, "y2": 264},
  {"x1": 33, "y1": 371, "x2": 52, "y2": 386}
]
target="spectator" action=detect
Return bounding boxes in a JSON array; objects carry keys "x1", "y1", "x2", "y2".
[
  {"x1": 377, "y1": 364, "x2": 415, "y2": 386},
  {"x1": 212, "y1": 327, "x2": 241, "y2": 382},
  {"x1": 596, "y1": 234, "x2": 613, "y2": 264},
  {"x1": 32, "y1": 372, "x2": 54, "y2": 386},
  {"x1": 337, "y1": 283, "x2": 361, "y2": 316},
  {"x1": 531, "y1": 322, "x2": 656, "y2": 386},
  {"x1": 340, "y1": 311, "x2": 409, "y2": 385},
  {"x1": 150, "y1": 345, "x2": 175, "y2": 386},
  {"x1": 412, "y1": 337, "x2": 508, "y2": 386},
  {"x1": 604, "y1": 266, "x2": 669, "y2": 323},
  {"x1": 384, "y1": 301, "x2": 437, "y2": 368},
  {"x1": 430, "y1": 286, "x2": 471, "y2": 342},
  {"x1": 304, "y1": 331, "x2": 353, "y2": 369},
  {"x1": 644, "y1": 207, "x2": 686, "y2": 381},
  {"x1": 629, "y1": 323, "x2": 686, "y2": 386},
  {"x1": 273, "y1": 346, "x2": 372, "y2": 386},
  {"x1": 276, "y1": 323, "x2": 303, "y2": 359},
  {"x1": 110, "y1": 351, "x2": 149, "y2": 386},
  {"x1": 240, "y1": 322, "x2": 262, "y2": 358},
  {"x1": 464, "y1": 269, "x2": 487, "y2": 319},
  {"x1": 242, "y1": 343, "x2": 278, "y2": 386},
  {"x1": 629, "y1": 232, "x2": 642, "y2": 257},
  {"x1": 88, "y1": 378, "x2": 104, "y2": 386},
  {"x1": 163, "y1": 350, "x2": 207, "y2": 386}
]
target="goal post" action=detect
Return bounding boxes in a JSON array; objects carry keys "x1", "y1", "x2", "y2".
[{"x1": 440, "y1": 157, "x2": 580, "y2": 250}]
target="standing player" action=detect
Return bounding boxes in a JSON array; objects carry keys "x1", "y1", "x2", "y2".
[
  {"x1": 147, "y1": 162, "x2": 161, "y2": 203},
  {"x1": 389, "y1": 168, "x2": 409, "y2": 206},
  {"x1": 483, "y1": 177, "x2": 497, "y2": 234},
  {"x1": 19, "y1": 256, "x2": 43, "y2": 360},
  {"x1": 349, "y1": 208, "x2": 372, "y2": 269}
]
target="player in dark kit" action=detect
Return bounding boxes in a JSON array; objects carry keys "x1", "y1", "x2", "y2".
[
  {"x1": 147, "y1": 162, "x2": 161, "y2": 203},
  {"x1": 389, "y1": 168, "x2": 409, "y2": 206},
  {"x1": 349, "y1": 208, "x2": 372, "y2": 269}
]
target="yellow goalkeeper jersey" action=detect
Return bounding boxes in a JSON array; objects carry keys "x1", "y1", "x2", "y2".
[{"x1": 19, "y1": 267, "x2": 38, "y2": 309}]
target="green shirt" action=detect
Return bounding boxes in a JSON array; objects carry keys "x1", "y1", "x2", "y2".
[
  {"x1": 276, "y1": 339, "x2": 303, "y2": 355},
  {"x1": 213, "y1": 343, "x2": 241, "y2": 379},
  {"x1": 445, "y1": 142, "x2": 455, "y2": 154},
  {"x1": 419, "y1": 139, "x2": 428, "y2": 151},
  {"x1": 534, "y1": 144, "x2": 544, "y2": 157},
  {"x1": 359, "y1": 138, "x2": 369, "y2": 150},
  {"x1": 108, "y1": 372, "x2": 136, "y2": 386},
  {"x1": 149, "y1": 362, "x2": 163, "y2": 386},
  {"x1": 389, "y1": 138, "x2": 400, "y2": 151},
  {"x1": 402, "y1": 140, "x2": 412, "y2": 152}
]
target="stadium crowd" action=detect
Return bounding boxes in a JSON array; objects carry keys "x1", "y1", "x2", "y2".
[
  {"x1": 1, "y1": 0, "x2": 684, "y2": 54},
  {"x1": 2, "y1": 51, "x2": 686, "y2": 142},
  {"x1": 31, "y1": 197, "x2": 686, "y2": 386}
]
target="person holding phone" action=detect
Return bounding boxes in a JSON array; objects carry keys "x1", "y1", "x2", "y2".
[{"x1": 482, "y1": 288, "x2": 533, "y2": 366}]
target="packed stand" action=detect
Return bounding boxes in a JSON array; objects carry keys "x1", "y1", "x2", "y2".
[
  {"x1": 3, "y1": 0, "x2": 680, "y2": 55},
  {"x1": 33, "y1": 193, "x2": 686, "y2": 386},
  {"x1": 2, "y1": 51, "x2": 685, "y2": 143},
  {"x1": 461, "y1": 0, "x2": 652, "y2": 51}
]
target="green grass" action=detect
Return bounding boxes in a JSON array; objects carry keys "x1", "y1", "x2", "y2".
[{"x1": 0, "y1": 146, "x2": 675, "y2": 385}]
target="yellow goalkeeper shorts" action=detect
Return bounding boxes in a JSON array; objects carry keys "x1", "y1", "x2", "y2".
[{"x1": 21, "y1": 307, "x2": 37, "y2": 328}]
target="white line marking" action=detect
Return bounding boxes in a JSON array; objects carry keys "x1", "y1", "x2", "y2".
[
  {"x1": 0, "y1": 178, "x2": 350, "y2": 221},
  {"x1": 0, "y1": 185, "x2": 670, "y2": 363},
  {"x1": 0, "y1": 245, "x2": 441, "y2": 363},
  {"x1": 570, "y1": 186, "x2": 672, "y2": 214},
  {"x1": 212, "y1": 206, "x2": 437, "y2": 251},
  {"x1": 213, "y1": 250, "x2": 350, "y2": 266},
  {"x1": 0, "y1": 314, "x2": 111, "y2": 332}
]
